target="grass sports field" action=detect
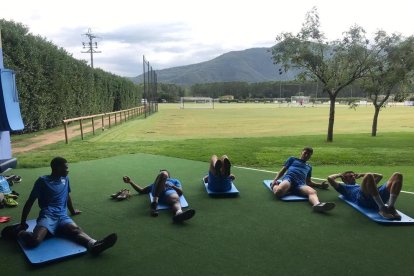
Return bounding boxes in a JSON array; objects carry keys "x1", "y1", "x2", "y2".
[{"x1": 2, "y1": 103, "x2": 414, "y2": 275}]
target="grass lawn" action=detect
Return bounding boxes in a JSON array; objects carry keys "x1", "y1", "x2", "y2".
[
  {"x1": 13, "y1": 104, "x2": 414, "y2": 191},
  {"x1": 2, "y1": 154, "x2": 414, "y2": 275}
]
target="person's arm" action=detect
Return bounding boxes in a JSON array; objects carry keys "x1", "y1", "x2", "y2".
[
  {"x1": 355, "y1": 173, "x2": 383, "y2": 184},
  {"x1": 67, "y1": 194, "x2": 82, "y2": 215},
  {"x1": 20, "y1": 197, "x2": 36, "y2": 225},
  {"x1": 123, "y1": 176, "x2": 147, "y2": 194},
  {"x1": 166, "y1": 183, "x2": 183, "y2": 196},
  {"x1": 306, "y1": 178, "x2": 328, "y2": 189},
  {"x1": 273, "y1": 166, "x2": 287, "y2": 185},
  {"x1": 327, "y1": 173, "x2": 342, "y2": 189}
]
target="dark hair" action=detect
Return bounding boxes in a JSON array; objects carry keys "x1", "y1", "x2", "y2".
[
  {"x1": 159, "y1": 169, "x2": 170, "y2": 177},
  {"x1": 342, "y1": 171, "x2": 355, "y2": 175},
  {"x1": 50, "y1": 157, "x2": 67, "y2": 170},
  {"x1": 303, "y1": 147, "x2": 313, "y2": 154}
]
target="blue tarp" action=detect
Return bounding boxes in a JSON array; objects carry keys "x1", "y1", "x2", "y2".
[{"x1": 0, "y1": 69, "x2": 24, "y2": 131}]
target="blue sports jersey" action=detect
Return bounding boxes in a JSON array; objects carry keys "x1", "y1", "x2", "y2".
[
  {"x1": 282, "y1": 157, "x2": 312, "y2": 186},
  {"x1": 207, "y1": 171, "x2": 232, "y2": 192},
  {"x1": 150, "y1": 178, "x2": 182, "y2": 199},
  {"x1": 29, "y1": 176, "x2": 71, "y2": 217}
]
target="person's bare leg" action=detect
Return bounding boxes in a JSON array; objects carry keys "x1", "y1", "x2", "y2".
[
  {"x1": 17, "y1": 225, "x2": 48, "y2": 248},
  {"x1": 60, "y1": 223, "x2": 117, "y2": 254},
  {"x1": 210, "y1": 155, "x2": 218, "y2": 175},
  {"x1": 221, "y1": 155, "x2": 231, "y2": 177},
  {"x1": 298, "y1": 185, "x2": 319, "y2": 206},
  {"x1": 167, "y1": 194, "x2": 182, "y2": 215},
  {"x1": 299, "y1": 186, "x2": 335, "y2": 212},
  {"x1": 167, "y1": 194, "x2": 196, "y2": 223},
  {"x1": 386, "y1": 172, "x2": 403, "y2": 219},
  {"x1": 273, "y1": 180, "x2": 291, "y2": 198},
  {"x1": 152, "y1": 171, "x2": 168, "y2": 203},
  {"x1": 361, "y1": 174, "x2": 392, "y2": 219},
  {"x1": 60, "y1": 223, "x2": 94, "y2": 247}
]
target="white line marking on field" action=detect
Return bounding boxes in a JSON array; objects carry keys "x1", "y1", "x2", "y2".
[{"x1": 234, "y1": 165, "x2": 414, "y2": 195}]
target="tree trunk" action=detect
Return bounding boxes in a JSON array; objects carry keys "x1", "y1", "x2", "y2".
[
  {"x1": 371, "y1": 106, "x2": 380, "y2": 137},
  {"x1": 327, "y1": 95, "x2": 336, "y2": 142}
]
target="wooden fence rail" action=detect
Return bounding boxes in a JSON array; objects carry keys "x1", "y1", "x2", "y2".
[{"x1": 62, "y1": 106, "x2": 147, "y2": 144}]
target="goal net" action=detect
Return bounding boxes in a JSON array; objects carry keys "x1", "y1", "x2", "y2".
[
  {"x1": 180, "y1": 97, "x2": 214, "y2": 109},
  {"x1": 291, "y1": 96, "x2": 311, "y2": 106}
]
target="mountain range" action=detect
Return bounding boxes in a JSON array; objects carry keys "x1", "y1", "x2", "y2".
[{"x1": 130, "y1": 47, "x2": 299, "y2": 86}]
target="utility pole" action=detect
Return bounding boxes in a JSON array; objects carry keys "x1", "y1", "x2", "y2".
[{"x1": 82, "y1": 28, "x2": 101, "y2": 68}]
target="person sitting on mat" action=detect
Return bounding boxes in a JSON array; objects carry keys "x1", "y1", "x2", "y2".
[
  {"x1": 9, "y1": 157, "x2": 117, "y2": 254},
  {"x1": 203, "y1": 155, "x2": 235, "y2": 192},
  {"x1": 327, "y1": 171, "x2": 403, "y2": 220},
  {"x1": 123, "y1": 170, "x2": 196, "y2": 223},
  {"x1": 271, "y1": 147, "x2": 335, "y2": 212}
]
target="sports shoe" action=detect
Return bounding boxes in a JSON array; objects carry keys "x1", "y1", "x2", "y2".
[
  {"x1": 312, "y1": 202, "x2": 335, "y2": 212},
  {"x1": 387, "y1": 206, "x2": 401, "y2": 220},
  {"x1": 1, "y1": 223, "x2": 28, "y2": 240},
  {"x1": 172, "y1": 209, "x2": 196, "y2": 223},
  {"x1": 90, "y1": 233, "x2": 117, "y2": 255},
  {"x1": 5, "y1": 197, "x2": 18, "y2": 207},
  {"x1": 116, "y1": 189, "x2": 130, "y2": 201},
  {"x1": 110, "y1": 189, "x2": 127, "y2": 199},
  {"x1": 150, "y1": 202, "x2": 159, "y2": 217},
  {"x1": 378, "y1": 206, "x2": 394, "y2": 220}
]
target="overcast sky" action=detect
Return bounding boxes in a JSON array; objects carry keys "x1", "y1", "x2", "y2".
[{"x1": 1, "y1": 0, "x2": 413, "y2": 77}]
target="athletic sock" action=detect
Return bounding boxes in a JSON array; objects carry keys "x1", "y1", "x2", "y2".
[
  {"x1": 175, "y1": 210, "x2": 183, "y2": 215},
  {"x1": 387, "y1": 194, "x2": 398, "y2": 208},
  {"x1": 372, "y1": 195, "x2": 385, "y2": 209},
  {"x1": 88, "y1": 239, "x2": 97, "y2": 249}
]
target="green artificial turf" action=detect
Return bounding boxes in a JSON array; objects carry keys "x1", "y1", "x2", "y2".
[{"x1": 1, "y1": 154, "x2": 414, "y2": 275}]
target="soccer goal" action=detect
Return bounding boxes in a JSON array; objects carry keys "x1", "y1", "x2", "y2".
[
  {"x1": 180, "y1": 97, "x2": 214, "y2": 109},
  {"x1": 291, "y1": 96, "x2": 311, "y2": 106}
]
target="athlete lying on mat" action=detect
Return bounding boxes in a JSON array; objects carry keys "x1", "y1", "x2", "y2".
[
  {"x1": 123, "y1": 170, "x2": 195, "y2": 223},
  {"x1": 8, "y1": 157, "x2": 117, "y2": 254},
  {"x1": 271, "y1": 147, "x2": 335, "y2": 212},
  {"x1": 327, "y1": 171, "x2": 403, "y2": 220},
  {"x1": 203, "y1": 155, "x2": 235, "y2": 192}
]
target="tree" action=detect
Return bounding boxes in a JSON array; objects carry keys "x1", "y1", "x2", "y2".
[
  {"x1": 359, "y1": 34, "x2": 414, "y2": 136},
  {"x1": 271, "y1": 7, "x2": 375, "y2": 141}
]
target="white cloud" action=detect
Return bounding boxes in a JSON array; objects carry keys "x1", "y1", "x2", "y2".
[{"x1": 1, "y1": 0, "x2": 413, "y2": 76}]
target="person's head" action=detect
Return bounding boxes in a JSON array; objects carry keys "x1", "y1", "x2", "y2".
[
  {"x1": 341, "y1": 171, "x2": 356, "y2": 185},
  {"x1": 159, "y1": 169, "x2": 170, "y2": 178},
  {"x1": 300, "y1": 147, "x2": 313, "y2": 161},
  {"x1": 50, "y1": 157, "x2": 69, "y2": 177}
]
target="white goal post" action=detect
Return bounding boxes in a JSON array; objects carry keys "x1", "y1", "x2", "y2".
[
  {"x1": 180, "y1": 97, "x2": 214, "y2": 109},
  {"x1": 291, "y1": 96, "x2": 311, "y2": 106}
]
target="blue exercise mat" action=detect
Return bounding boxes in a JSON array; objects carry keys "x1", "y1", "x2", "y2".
[
  {"x1": 0, "y1": 69, "x2": 24, "y2": 131},
  {"x1": 202, "y1": 177, "x2": 239, "y2": 196},
  {"x1": 263, "y1": 180, "x2": 308, "y2": 201},
  {"x1": 339, "y1": 195, "x2": 414, "y2": 225},
  {"x1": 17, "y1": 219, "x2": 87, "y2": 265},
  {"x1": 149, "y1": 193, "x2": 189, "y2": 210}
]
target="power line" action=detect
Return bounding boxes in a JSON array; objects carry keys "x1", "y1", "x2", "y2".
[{"x1": 81, "y1": 28, "x2": 101, "y2": 68}]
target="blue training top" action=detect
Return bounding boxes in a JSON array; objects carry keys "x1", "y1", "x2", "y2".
[
  {"x1": 207, "y1": 171, "x2": 232, "y2": 192},
  {"x1": 282, "y1": 157, "x2": 312, "y2": 186},
  {"x1": 29, "y1": 175, "x2": 71, "y2": 217},
  {"x1": 150, "y1": 178, "x2": 182, "y2": 198}
]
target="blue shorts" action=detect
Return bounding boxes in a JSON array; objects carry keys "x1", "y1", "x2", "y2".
[
  {"x1": 341, "y1": 184, "x2": 390, "y2": 210},
  {"x1": 281, "y1": 175, "x2": 306, "y2": 194},
  {"x1": 36, "y1": 213, "x2": 74, "y2": 235},
  {"x1": 150, "y1": 184, "x2": 178, "y2": 204},
  {"x1": 356, "y1": 184, "x2": 390, "y2": 210},
  {"x1": 207, "y1": 171, "x2": 232, "y2": 192}
]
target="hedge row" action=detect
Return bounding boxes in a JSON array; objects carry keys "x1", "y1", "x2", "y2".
[{"x1": 1, "y1": 20, "x2": 142, "y2": 132}]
